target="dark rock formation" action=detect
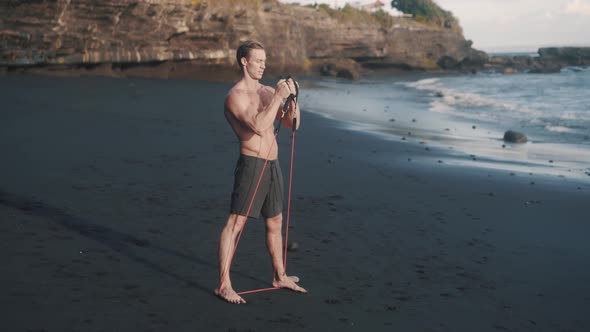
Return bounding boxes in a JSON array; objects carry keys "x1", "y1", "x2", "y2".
[
  {"x1": 486, "y1": 47, "x2": 590, "y2": 74},
  {"x1": 315, "y1": 58, "x2": 361, "y2": 80},
  {"x1": 503, "y1": 130, "x2": 528, "y2": 143},
  {"x1": 0, "y1": 0, "x2": 486, "y2": 79},
  {"x1": 538, "y1": 47, "x2": 590, "y2": 66}
]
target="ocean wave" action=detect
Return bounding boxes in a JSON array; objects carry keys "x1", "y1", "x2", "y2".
[
  {"x1": 562, "y1": 66, "x2": 590, "y2": 73},
  {"x1": 429, "y1": 100, "x2": 457, "y2": 114},
  {"x1": 405, "y1": 77, "x2": 440, "y2": 88},
  {"x1": 545, "y1": 125, "x2": 575, "y2": 133},
  {"x1": 558, "y1": 111, "x2": 590, "y2": 122},
  {"x1": 429, "y1": 99, "x2": 495, "y2": 121},
  {"x1": 560, "y1": 112, "x2": 579, "y2": 120},
  {"x1": 404, "y1": 78, "x2": 541, "y2": 117}
]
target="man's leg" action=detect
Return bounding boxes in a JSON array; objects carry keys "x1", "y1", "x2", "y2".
[
  {"x1": 215, "y1": 213, "x2": 248, "y2": 304},
  {"x1": 265, "y1": 214, "x2": 307, "y2": 293}
]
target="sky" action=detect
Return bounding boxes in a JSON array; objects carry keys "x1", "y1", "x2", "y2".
[{"x1": 280, "y1": 0, "x2": 590, "y2": 52}]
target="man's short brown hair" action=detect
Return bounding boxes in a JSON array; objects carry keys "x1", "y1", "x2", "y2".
[{"x1": 236, "y1": 40, "x2": 265, "y2": 70}]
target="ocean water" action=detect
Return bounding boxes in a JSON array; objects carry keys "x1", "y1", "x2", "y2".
[{"x1": 300, "y1": 68, "x2": 590, "y2": 182}]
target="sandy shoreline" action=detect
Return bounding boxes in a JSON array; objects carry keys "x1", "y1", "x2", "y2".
[{"x1": 2, "y1": 74, "x2": 589, "y2": 331}]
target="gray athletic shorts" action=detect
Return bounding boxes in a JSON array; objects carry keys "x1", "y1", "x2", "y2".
[{"x1": 230, "y1": 154, "x2": 284, "y2": 219}]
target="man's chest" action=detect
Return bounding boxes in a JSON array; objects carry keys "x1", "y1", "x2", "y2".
[{"x1": 248, "y1": 90, "x2": 273, "y2": 113}]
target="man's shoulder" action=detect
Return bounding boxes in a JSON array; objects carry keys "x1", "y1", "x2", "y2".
[
  {"x1": 226, "y1": 86, "x2": 248, "y2": 100},
  {"x1": 227, "y1": 83, "x2": 244, "y2": 94},
  {"x1": 225, "y1": 88, "x2": 249, "y2": 114}
]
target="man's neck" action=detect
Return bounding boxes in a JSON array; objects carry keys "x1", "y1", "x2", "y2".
[{"x1": 240, "y1": 75, "x2": 260, "y2": 92}]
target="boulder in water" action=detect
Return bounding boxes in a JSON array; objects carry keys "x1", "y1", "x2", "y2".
[
  {"x1": 316, "y1": 58, "x2": 360, "y2": 80},
  {"x1": 503, "y1": 130, "x2": 528, "y2": 143}
]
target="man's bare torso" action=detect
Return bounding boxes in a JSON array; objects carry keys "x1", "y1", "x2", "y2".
[{"x1": 224, "y1": 83, "x2": 279, "y2": 160}]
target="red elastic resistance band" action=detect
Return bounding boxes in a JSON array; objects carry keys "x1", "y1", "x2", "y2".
[{"x1": 283, "y1": 129, "x2": 296, "y2": 271}]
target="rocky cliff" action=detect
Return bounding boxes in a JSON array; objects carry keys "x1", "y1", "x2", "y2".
[
  {"x1": 487, "y1": 47, "x2": 590, "y2": 74},
  {"x1": 0, "y1": 0, "x2": 486, "y2": 79}
]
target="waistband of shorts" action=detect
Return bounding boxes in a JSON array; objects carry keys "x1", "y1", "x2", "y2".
[{"x1": 239, "y1": 154, "x2": 278, "y2": 163}]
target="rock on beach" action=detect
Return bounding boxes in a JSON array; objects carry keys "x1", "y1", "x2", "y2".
[{"x1": 503, "y1": 130, "x2": 528, "y2": 143}]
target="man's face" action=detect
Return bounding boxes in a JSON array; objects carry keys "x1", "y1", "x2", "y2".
[{"x1": 243, "y1": 48, "x2": 266, "y2": 80}]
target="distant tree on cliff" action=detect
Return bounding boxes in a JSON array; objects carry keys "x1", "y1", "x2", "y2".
[{"x1": 391, "y1": 0, "x2": 460, "y2": 31}]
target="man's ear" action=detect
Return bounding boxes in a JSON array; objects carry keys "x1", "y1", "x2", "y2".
[{"x1": 240, "y1": 56, "x2": 248, "y2": 68}]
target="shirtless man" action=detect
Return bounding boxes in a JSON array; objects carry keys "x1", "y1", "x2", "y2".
[{"x1": 215, "y1": 40, "x2": 307, "y2": 304}]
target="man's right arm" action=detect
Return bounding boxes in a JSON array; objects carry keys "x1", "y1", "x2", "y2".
[{"x1": 225, "y1": 88, "x2": 286, "y2": 136}]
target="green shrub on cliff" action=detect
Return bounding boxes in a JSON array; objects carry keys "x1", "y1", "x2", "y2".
[
  {"x1": 391, "y1": 0, "x2": 459, "y2": 30},
  {"x1": 191, "y1": 0, "x2": 261, "y2": 8},
  {"x1": 371, "y1": 9, "x2": 394, "y2": 28},
  {"x1": 312, "y1": 3, "x2": 394, "y2": 28}
]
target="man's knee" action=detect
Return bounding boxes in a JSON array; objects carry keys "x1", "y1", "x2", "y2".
[
  {"x1": 265, "y1": 214, "x2": 283, "y2": 232},
  {"x1": 227, "y1": 214, "x2": 247, "y2": 233}
]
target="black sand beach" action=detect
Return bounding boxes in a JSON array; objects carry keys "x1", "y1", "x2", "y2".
[{"x1": 2, "y1": 74, "x2": 589, "y2": 331}]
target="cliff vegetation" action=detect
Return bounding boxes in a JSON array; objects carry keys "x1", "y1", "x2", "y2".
[{"x1": 391, "y1": 0, "x2": 460, "y2": 32}]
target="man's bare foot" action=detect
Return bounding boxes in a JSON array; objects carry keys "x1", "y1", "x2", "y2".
[
  {"x1": 288, "y1": 275, "x2": 300, "y2": 283},
  {"x1": 273, "y1": 275, "x2": 307, "y2": 293},
  {"x1": 215, "y1": 287, "x2": 246, "y2": 304}
]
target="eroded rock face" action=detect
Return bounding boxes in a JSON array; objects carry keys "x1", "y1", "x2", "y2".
[
  {"x1": 0, "y1": 0, "x2": 485, "y2": 78},
  {"x1": 1, "y1": 0, "x2": 278, "y2": 68},
  {"x1": 293, "y1": 6, "x2": 485, "y2": 72}
]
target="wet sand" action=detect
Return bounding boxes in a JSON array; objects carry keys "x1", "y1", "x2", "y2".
[{"x1": 1, "y1": 74, "x2": 589, "y2": 331}]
